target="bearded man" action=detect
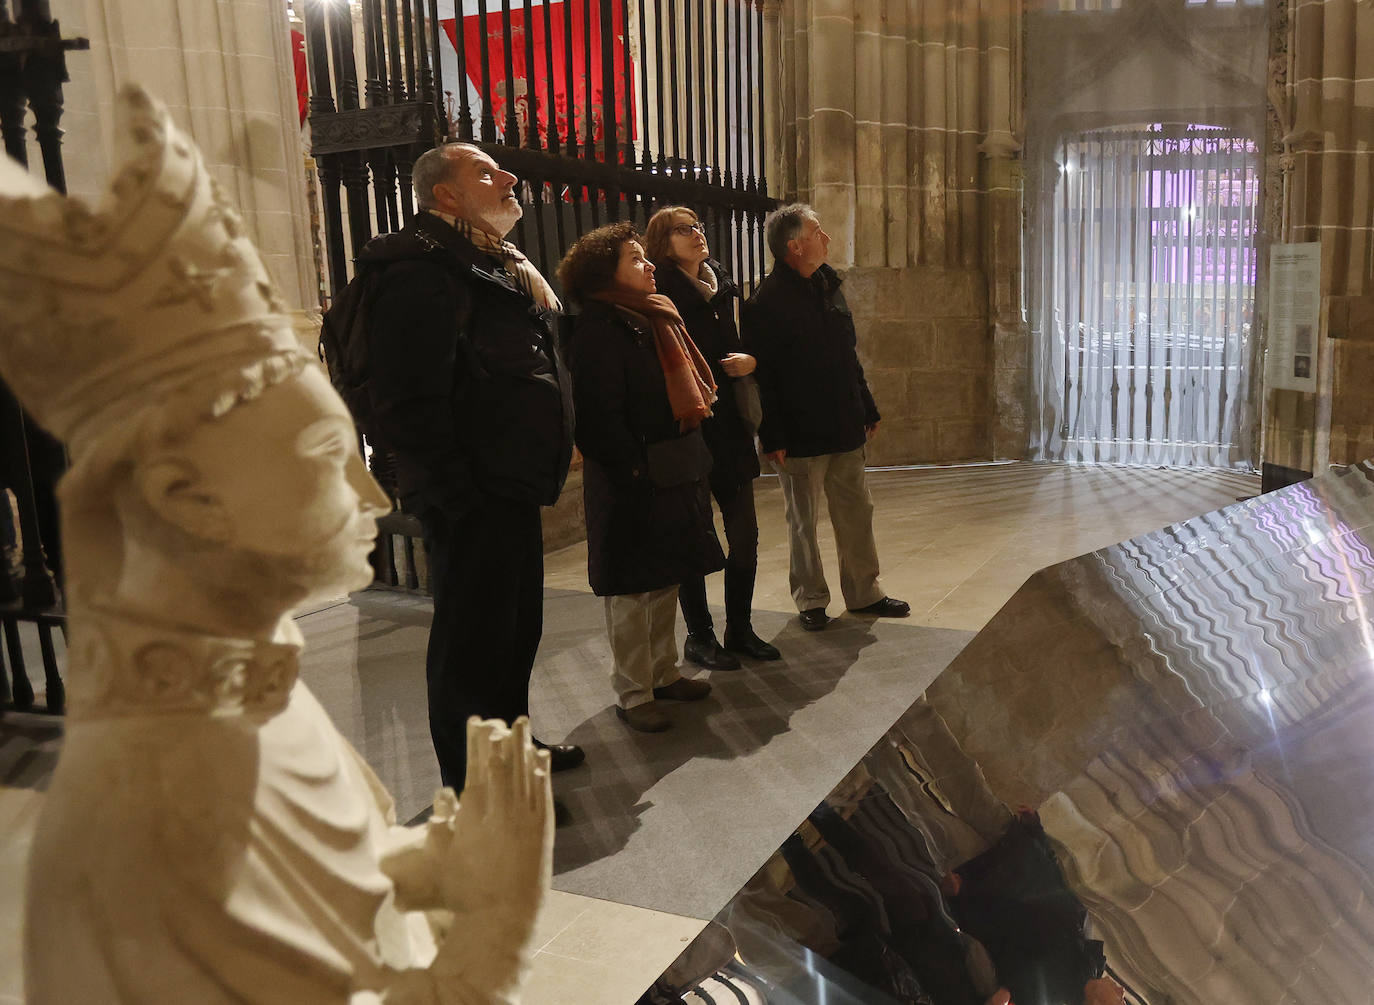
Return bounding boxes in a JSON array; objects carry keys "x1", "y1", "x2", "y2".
[{"x1": 360, "y1": 144, "x2": 580, "y2": 792}]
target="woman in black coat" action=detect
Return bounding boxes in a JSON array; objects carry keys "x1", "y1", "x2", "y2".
[
  {"x1": 644, "y1": 206, "x2": 781, "y2": 667},
  {"x1": 558, "y1": 222, "x2": 725, "y2": 733}
]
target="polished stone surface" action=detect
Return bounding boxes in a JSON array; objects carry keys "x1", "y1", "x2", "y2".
[{"x1": 651, "y1": 461, "x2": 1374, "y2": 1004}]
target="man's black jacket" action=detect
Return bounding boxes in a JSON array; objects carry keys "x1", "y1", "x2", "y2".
[
  {"x1": 360, "y1": 212, "x2": 574, "y2": 515},
  {"x1": 741, "y1": 261, "x2": 879, "y2": 458}
]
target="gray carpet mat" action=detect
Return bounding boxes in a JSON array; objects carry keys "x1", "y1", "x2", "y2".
[{"x1": 297, "y1": 588, "x2": 973, "y2": 921}]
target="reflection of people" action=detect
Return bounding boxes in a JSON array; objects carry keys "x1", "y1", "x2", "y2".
[
  {"x1": 644, "y1": 206, "x2": 781, "y2": 668},
  {"x1": 5, "y1": 88, "x2": 553, "y2": 1002},
  {"x1": 361, "y1": 142, "x2": 583, "y2": 791},
  {"x1": 742, "y1": 203, "x2": 908, "y2": 631},
  {"x1": 560, "y1": 223, "x2": 725, "y2": 733}
]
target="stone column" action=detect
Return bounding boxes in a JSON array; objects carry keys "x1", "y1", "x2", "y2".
[
  {"x1": 980, "y1": 0, "x2": 1025, "y2": 459},
  {"x1": 761, "y1": 0, "x2": 785, "y2": 200},
  {"x1": 81, "y1": 0, "x2": 320, "y2": 316},
  {"x1": 852, "y1": 0, "x2": 884, "y2": 267},
  {"x1": 878, "y1": 0, "x2": 907, "y2": 266},
  {"x1": 1271, "y1": 0, "x2": 1374, "y2": 470},
  {"x1": 808, "y1": 0, "x2": 857, "y2": 267}
]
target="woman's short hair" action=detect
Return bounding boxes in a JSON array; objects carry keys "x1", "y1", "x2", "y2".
[
  {"x1": 765, "y1": 203, "x2": 815, "y2": 262},
  {"x1": 643, "y1": 205, "x2": 699, "y2": 265},
  {"x1": 557, "y1": 221, "x2": 640, "y2": 305}
]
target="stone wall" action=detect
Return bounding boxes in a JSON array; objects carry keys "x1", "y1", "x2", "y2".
[
  {"x1": 57, "y1": 0, "x2": 320, "y2": 316},
  {"x1": 765, "y1": 0, "x2": 1025, "y2": 464},
  {"x1": 1329, "y1": 295, "x2": 1374, "y2": 465},
  {"x1": 1268, "y1": 0, "x2": 1374, "y2": 472},
  {"x1": 845, "y1": 267, "x2": 991, "y2": 464}
]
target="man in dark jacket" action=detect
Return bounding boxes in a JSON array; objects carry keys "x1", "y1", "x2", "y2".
[
  {"x1": 360, "y1": 143, "x2": 583, "y2": 790},
  {"x1": 742, "y1": 204, "x2": 908, "y2": 631}
]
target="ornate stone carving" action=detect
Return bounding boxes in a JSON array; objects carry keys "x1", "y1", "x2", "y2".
[
  {"x1": 309, "y1": 103, "x2": 430, "y2": 156},
  {"x1": 0, "y1": 87, "x2": 553, "y2": 1004}
]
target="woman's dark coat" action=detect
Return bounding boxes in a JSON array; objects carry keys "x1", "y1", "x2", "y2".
[
  {"x1": 568, "y1": 301, "x2": 725, "y2": 597},
  {"x1": 654, "y1": 259, "x2": 761, "y2": 494}
]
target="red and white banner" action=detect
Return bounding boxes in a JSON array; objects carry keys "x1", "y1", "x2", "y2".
[{"x1": 439, "y1": 0, "x2": 637, "y2": 156}]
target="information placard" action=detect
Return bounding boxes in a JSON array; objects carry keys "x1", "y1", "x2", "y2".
[{"x1": 1266, "y1": 242, "x2": 1321, "y2": 392}]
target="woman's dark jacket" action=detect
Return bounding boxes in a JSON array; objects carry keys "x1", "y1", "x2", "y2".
[
  {"x1": 568, "y1": 301, "x2": 725, "y2": 597},
  {"x1": 741, "y1": 261, "x2": 880, "y2": 459},
  {"x1": 655, "y1": 259, "x2": 761, "y2": 493}
]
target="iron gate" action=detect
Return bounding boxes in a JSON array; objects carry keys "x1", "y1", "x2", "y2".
[
  {"x1": 303, "y1": 0, "x2": 776, "y2": 588},
  {"x1": 303, "y1": 0, "x2": 775, "y2": 299},
  {"x1": 0, "y1": 0, "x2": 87, "y2": 715}
]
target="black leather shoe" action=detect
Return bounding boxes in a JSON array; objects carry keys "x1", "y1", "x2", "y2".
[
  {"x1": 724, "y1": 627, "x2": 782, "y2": 661},
  {"x1": 799, "y1": 607, "x2": 830, "y2": 631},
  {"x1": 849, "y1": 596, "x2": 911, "y2": 618},
  {"x1": 533, "y1": 739, "x2": 586, "y2": 772},
  {"x1": 684, "y1": 631, "x2": 742, "y2": 671}
]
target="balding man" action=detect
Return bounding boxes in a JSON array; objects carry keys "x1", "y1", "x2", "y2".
[
  {"x1": 742, "y1": 203, "x2": 909, "y2": 631},
  {"x1": 360, "y1": 143, "x2": 582, "y2": 792}
]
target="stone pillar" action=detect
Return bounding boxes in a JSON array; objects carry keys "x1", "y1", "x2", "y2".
[
  {"x1": 808, "y1": 0, "x2": 857, "y2": 267},
  {"x1": 769, "y1": 0, "x2": 1022, "y2": 463},
  {"x1": 1270, "y1": 0, "x2": 1374, "y2": 472},
  {"x1": 761, "y1": 0, "x2": 784, "y2": 200},
  {"x1": 81, "y1": 0, "x2": 320, "y2": 316},
  {"x1": 980, "y1": 0, "x2": 1025, "y2": 460},
  {"x1": 878, "y1": 0, "x2": 907, "y2": 267}
]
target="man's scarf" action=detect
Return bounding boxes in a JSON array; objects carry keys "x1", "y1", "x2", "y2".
[
  {"x1": 588, "y1": 289, "x2": 717, "y2": 431},
  {"x1": 428, "y1": 210, "x2": 562, "y2": 311}
]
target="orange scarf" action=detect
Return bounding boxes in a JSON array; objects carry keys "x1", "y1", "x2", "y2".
[{"x1": 589, "y1": 289, "x2": 717, "y2": 431}]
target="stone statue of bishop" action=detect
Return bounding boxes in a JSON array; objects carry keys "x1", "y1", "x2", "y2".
[{"x1": 0, "y1": 86, "x2": 553, "y2": 1004}]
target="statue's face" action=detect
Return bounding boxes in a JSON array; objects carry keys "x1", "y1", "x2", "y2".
[{"x1": 147, "y1": 365, "x2": 390, "y2": 605}]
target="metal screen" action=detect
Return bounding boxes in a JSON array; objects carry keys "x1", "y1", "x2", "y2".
[
  {"x1": 304, "y1": 0, "x2": 775, "y2": 300},
  {"x1": 0, "y1": 0, "x2": 86, "y2": 714},
  {"x1": 1032, "y1": 124, "x2": 1262, "y2": 468}
]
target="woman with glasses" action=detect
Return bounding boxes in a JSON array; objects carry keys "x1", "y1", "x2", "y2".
[{"x1": 643, "y1": 206, "x2": 782, "y2": 669}]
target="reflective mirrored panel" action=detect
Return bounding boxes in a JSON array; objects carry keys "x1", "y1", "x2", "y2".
[{"x1": 645, "y1": 461, "x2": 1374, "y2": 1005}]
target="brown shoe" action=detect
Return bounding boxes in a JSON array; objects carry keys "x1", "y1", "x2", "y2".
[
  {"x1": 652, "y1": 677, "x2": 712, "y2": 701},
  {"x1": 616, "y1": 701, "x2": 671, "y2": 732}
]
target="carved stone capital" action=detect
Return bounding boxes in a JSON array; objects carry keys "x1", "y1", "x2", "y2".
[
  {"x1": 310, "y1": 102, "x2": 431, "y2": 156},
  {"x1": 978, "y1": 131, "x2": 1023, "y2": 159}
]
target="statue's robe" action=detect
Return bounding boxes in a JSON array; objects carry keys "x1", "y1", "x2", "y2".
[{"x1": 25, "y1": 616, "x2": 433, "y2": 1003}]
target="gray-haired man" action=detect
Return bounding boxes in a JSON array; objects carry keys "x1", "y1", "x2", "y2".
[
  {"x1": 359, "y1": 143, "x2": 582, "y2": 790},
  {"x1": 741, "y1": 203, "x2": 909, "y2": 631}
]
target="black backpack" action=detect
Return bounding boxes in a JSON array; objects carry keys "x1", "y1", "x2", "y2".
[
  {"x1": 318, "y1": 255, "x2": 471, "y2": 441},
  {"x1": 319, "y1": 265, "x2": 385, "y2": 437}
]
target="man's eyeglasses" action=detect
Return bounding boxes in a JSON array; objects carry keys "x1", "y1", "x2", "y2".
[{"x1": 672, "y1": 222, "x2": 706, "y2": 236}]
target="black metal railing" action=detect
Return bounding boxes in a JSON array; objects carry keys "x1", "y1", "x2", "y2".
[
  {"x1": 0, "y1": 0, "x2": 87, "y2": 715},
  {"x1": 306, "y1": 0, "x2": 774, "y2": 590},
  {"x1": 305, "y1": 0, "x2": 774, "y2": 300}
]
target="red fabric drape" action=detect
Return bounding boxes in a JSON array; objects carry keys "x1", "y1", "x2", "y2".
[{"x1": 292, "y1": 29, "x2": 308, "y2": 126}]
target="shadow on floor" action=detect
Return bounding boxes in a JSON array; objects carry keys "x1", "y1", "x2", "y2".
[{"x1": 550, "y1": 613, "x2": 879, "y2": 874}]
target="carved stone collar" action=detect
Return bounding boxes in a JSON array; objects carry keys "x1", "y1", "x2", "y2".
[{"x1": 70, "y1": 607, "x2": 303, "y2": 720}]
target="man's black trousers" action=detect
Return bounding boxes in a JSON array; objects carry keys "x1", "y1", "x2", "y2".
[{"x1": 420, "y1": 496, "x2": 543, "y2": 791}]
